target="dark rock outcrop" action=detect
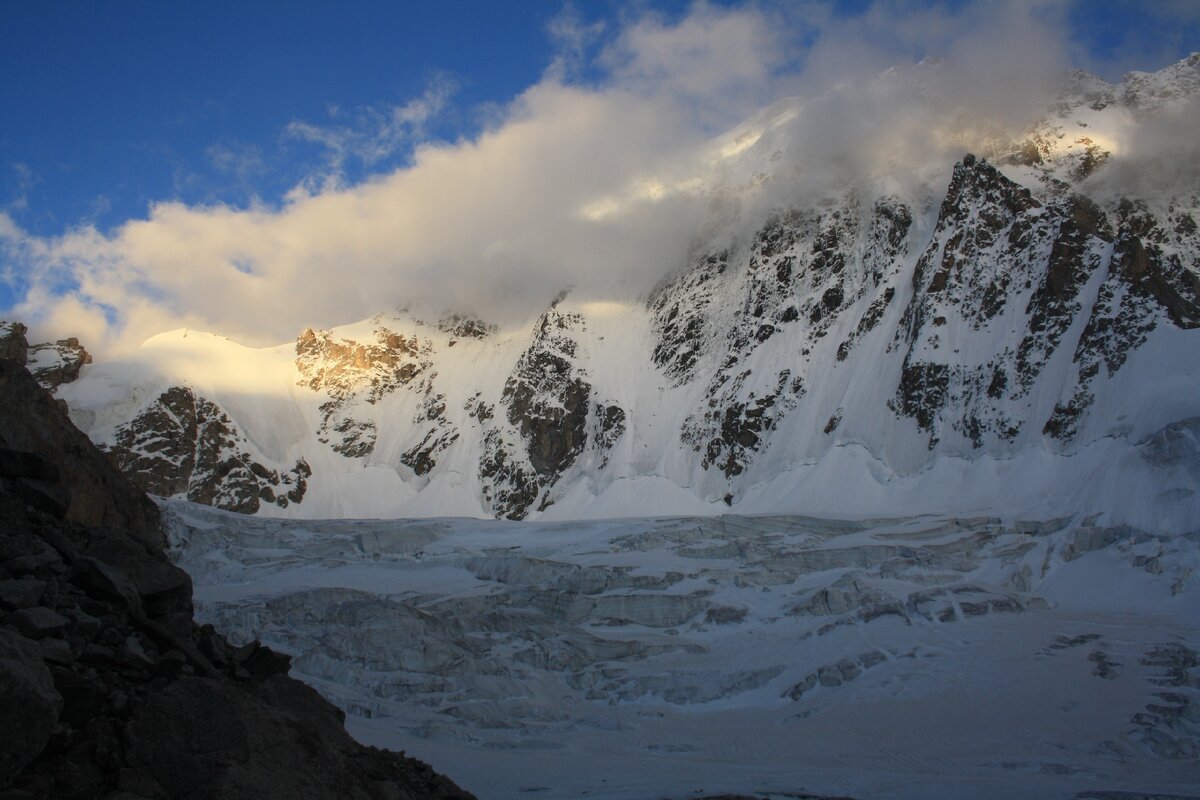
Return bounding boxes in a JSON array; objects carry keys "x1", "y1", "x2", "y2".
[
  {"x1": 0, "y1": 359, "x2": 474, "y2": 799},
  {"x1": 891, "y1": 157, "x2": 1114, "y2": 448},
  {"x1": 103, "y1": 386, "x2": 310, "y2": 513},
  {"x1": 27, "y1": 337, "x2": 93, "y2": 392},
  {"x1": 0, "y1": 321, "x2": 29, "y2": 366},
  {"x1": 399, "y1": 378, "x2": 458, "y2": 477},
  {"x1": 436, "y1": 314, "x2": 496, "y2": 342},
  {"x1": 1, "y1": 323, "x2": 92, "y2": 393},
  {"x1": 0, "y1": 359, "x2": 161, "y2": 548},
  {"x1": 655, "y1": 193, "x2": 912, "y2": 483},
  {"x1": 650, "y1": 251, "x2": 729, "y2": 384},
  {"x1": 503, "y1": 302, "x2": 591, "y2": 478},
  {"x1": 480, "y1": 298, "x2": 596, "y2": 518},
  {"x1": 1047, "y1": 199, "x2": 1200, "y2": 439}
]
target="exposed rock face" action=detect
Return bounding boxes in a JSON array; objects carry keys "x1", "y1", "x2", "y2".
[
  {"x1": 1047, "y1": 199, "x2": 1200, "y2": 438},
  {"x1": 103, "y1": 387, "x2": 310, "y2": 513},
  {"x1": 436, "y1": 314, "x2": 496, "y2": 343},
  {"x1": 891, "y1": 157, "x2": 1111, "y2": 448},
  {"x1": 884, "y1": 155, "x2": 1200, "y2": 450},
  {"x1": 295, "y1": 324, "x2": 465, "y2": 475},
  {"x1": 480, "y1": 299, "x2": 593, "y2": 518},
  {"x1": 590, "y1": 403, "x2": 626, "y2": 470},
  {"x1": 0, "y1": 360, "x2": 161, "y2": 546},
  {"x1": 27, "y1": 338, "x2": 92, "y2": 392},
  {"x1": 297, "y1": 325, "x2": 429, "y2": 458},
  {"x1": 0, "y1": 321, "x2": 29, "y2": 366},
  {"x1": 665, "y1": 194, "x2": 911, "y2": 481},
  {"x1": 399, "y1": 377, "x2": 459, "y2": 478},
  {"x1": 0, "y1": 323, "x2": 92, "y2": 393},
  {"x1": 42, "y1": 56, "x2": 1200, "y2": 521},
  {"x1": 503, "y1": 302, "x2": 590, "y2": 478},
  {"x1": 0, "y1": 359, "x2": 473, "y2": 799},
  {"x1": 650, "y1": 251, "x2": 729, "y2": 384},
  {"x1": 470, "y1": 296, "x2": 630, "y2": 519}
]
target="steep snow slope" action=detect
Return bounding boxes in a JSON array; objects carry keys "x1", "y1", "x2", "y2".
[{"x1": 53, "y1": 56, "x2": 1200, "y2": 529}]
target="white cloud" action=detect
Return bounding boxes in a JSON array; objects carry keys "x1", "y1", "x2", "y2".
[
  {"x1": 599, "y1": 1, "x2": 794, "y2": 128},
  {"x1": 207, "y1": 141, "x2": 267, "y2": 183},
  {"x1": 5, "y1": 162, "x2": 39, "y2": 213},
  {"x1": 284, "y1": 74, "x2": 458, "y2": 193},
  {"x1": 544, "y1": 3, "x2": 607, "y2": 82},
  {"x1": 5, "y1": 1, "x2": 1191, "y2": 357}
]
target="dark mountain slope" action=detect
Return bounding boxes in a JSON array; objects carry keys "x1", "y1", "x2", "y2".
[{"x1": 0, "y1": 346, "x2": 473, "y2": 800}]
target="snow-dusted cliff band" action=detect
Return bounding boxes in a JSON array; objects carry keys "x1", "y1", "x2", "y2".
[{"x1": 35, "y1": 56, "x2": 1200, "y2": 528}]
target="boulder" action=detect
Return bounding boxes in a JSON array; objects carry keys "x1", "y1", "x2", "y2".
[
  {"x1": 0, "y1": 629, "x2": 62, "y2": 783},
  {"x1": 4, "y1": 607, "x2": 69, "y2": 639}
]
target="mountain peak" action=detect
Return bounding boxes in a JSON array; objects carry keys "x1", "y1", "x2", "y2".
[{"x1": 27, "y1": 54, "x2": 1200, "y2": 529}]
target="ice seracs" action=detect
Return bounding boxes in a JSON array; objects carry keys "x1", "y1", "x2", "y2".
[{"x1": 166, "y1": 503, "x2": 1200, "y2": 799}]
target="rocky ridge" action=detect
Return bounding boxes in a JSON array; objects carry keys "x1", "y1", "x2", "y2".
[
  {"x1": 1, "y1": 323, "x2": 94, "y2": 394},
  {"x1": 46, "y1": 54, "x2": 1200, "y2": 522},
  {"x1": 0, "y1": 350, "x2": 473, "y2": 798},
  {"x1": 295, "y1": 324, "x2": 430, "y2": 459},
  {"x1": 477, "y1": 296, "x2": 626, "y2": 518},
  {"x1": 104, "y1": 386, "x2": 311, "y2": 514},
  {"x1": 27, "y1": 337, "x2": 93, "y2": 393}
]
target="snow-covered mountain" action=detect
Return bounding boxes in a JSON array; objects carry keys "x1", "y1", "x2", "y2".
[
  {"x1": 38, "y1": 55, "x2": 1200, "y2": 529},
  {"x1": 6, "y1": 56, "x2": 1197, "y2": 800}
]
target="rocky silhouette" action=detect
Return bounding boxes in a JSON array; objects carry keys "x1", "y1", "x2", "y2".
[{"x1": 0, "y1": 340, "x2": 473, "y2": 800}]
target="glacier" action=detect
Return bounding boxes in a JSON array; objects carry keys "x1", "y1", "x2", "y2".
[{"x1": 165, "y1": 501, "x2": 1200, "y2": 799}]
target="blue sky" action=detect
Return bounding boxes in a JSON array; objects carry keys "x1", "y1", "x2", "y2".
[
  {"x1": 2, "y1": 1, "x2": 567, "y2": 236},
  {"x1": 1, "y1": 0, "x2": 1197, "y2": 351},
  {"x1": 3, "y1": 0, "x2": 1195, "y2": 238}
]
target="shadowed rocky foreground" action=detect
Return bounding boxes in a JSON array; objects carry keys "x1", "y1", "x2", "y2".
[{"x1": 0, "y1": 356, "x2": 474, "y2": 800}]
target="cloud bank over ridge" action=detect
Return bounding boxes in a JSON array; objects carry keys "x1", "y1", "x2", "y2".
[{"x1": 1, "y1": 1, "x2": 1194, "y2": 355}]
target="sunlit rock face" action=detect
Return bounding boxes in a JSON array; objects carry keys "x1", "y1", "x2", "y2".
[
  {"x1": 295, "y1": 325, "x2": 429, "y2": 459},
  {"x1": 0, "y1": 323, "x2": 93, "y2": 393},
  {"x1": 46, "y1": 55, "x2": 1200, "y2": 526},
  {"x1": 26, "y1": 338, "x2": 93, "y2": 392}
]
